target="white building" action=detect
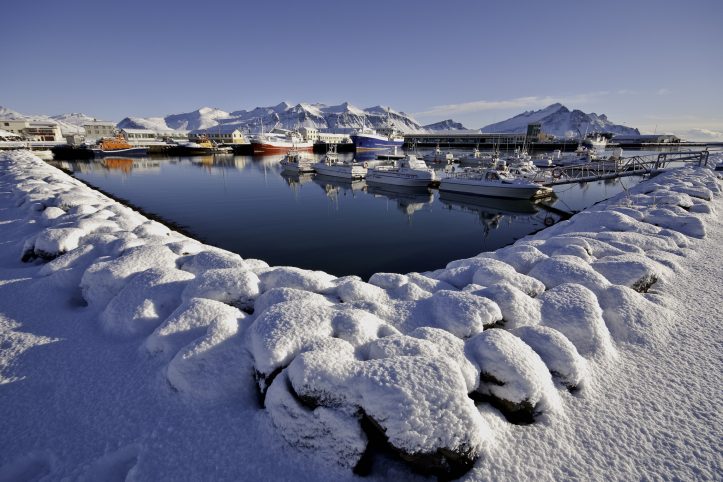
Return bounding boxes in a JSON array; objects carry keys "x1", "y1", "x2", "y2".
[
  {"x1": 298, "y1": 127, "x2": 350, "y2": 144},
  {"x1": 83, "y1": 121, "x2": 116, "y2": 139},
  {"x1": 120, "y1": 128, "x2": 159, "y2": 145},
  {"x1": 317, "y1": 132, "x2": 351, "y2": 145},
  {"x1": 190, "y1": 125, "x2": 248, "y2": 144},
  {"x1": 299, "y1": 127, "x2": 319, "y2": 142},
  {"x1": 0, "y1": 119, "x2": 63, "y2": 141}
]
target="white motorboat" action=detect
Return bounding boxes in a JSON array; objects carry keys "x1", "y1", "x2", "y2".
[
  {"x1": 459, "y1": 147, "x2": 496, "y2": 166},
  {"x1": 506, "y1": 158, "x2": 541, "y2": 180},
  {"x1": 280, "y1": 150, "x2": 315, "y2": 173},
  {"x1": 313, "y1": 154, "x2": 367, "y2": 179},
  {"x1": 422, "y1": 145, "x2": 456, "y2": 163},
  {"x1": 504, "y1": 147, "x2": 532, "y2": 164},
  {"x1": 439, "y1": 168, "x2": 554, "y2": 199},
  {"x1": 366, "y1": 154, "x2": 436, "y2": 187}
]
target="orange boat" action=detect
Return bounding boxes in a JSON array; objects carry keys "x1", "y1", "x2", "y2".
[{"x1": 93, "y1": 134, "x2": 148, "y2": 157}]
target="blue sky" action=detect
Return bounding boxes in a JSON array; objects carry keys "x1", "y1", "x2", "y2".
[{"x1": 2, "y1": 0, "x2": 722, "y2": 139}]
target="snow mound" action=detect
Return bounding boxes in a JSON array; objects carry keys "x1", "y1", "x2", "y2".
[
  {"x1": 179, "y1": 249, "x2": 248, "y2": 274},
  {"x1": 287, "y1": 341, "x2": 488, "y2": 478},
  {"x1": 528, "y1": 255, "x2": 611, "y2": 295},
  {"x1": 180, "y1": 268, "x2": 261, "y2": 311},
  {"x1": 80, "y1": 245, "x2": 180, "y2": 308},
  {"x1": 167, "y1": 316, "x2": 253, "y2": 401},
  {"x1": 266, "y1": 371, "x2": 368, "y2": 470},
  {"x1": 429, "y1": 290, "x2": 502, "y2": 338},
  {"x1": 513, "y1": 325, "x2": 588, "y2": 390},
  {"x1": 258, "y1": 266, "x2": 336, "y2": 293},
  {"x1": 597, "y1": 285, "x2": 674, "y2": 347},
  {"x1": 466, "y1": 329, "x2": 561, "y2": 423},
  {"x1": 474, "y1": 283, "x2": 542, "y2": 328},
  {"x1": 538, "y1": 283, "x2": 614, "y2": 358},
  {"x1": 32, "y1": 227, "x2": 85, "y2": 260},
  {"x1": 144, "y1": 298, "x2": 244, "y2": 358},
  {"x1": 592, "y1": 254, "x2": 672, "y2": 292},
  {"x1": 99, "y1": 268, "x2": 193, "y2": 338}
]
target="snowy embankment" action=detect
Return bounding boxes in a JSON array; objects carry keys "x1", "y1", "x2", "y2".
[{"x1": 0, "y1": 150, "x2": 721, "y2": 480}]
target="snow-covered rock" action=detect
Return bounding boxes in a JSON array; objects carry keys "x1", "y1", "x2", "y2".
[{"x1": 466, "y1": 329, "x2": 561, "y2": 423}]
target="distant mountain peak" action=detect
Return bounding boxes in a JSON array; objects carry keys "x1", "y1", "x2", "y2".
[
  {"x1": 424, "y1": 119, "x2": 468, "y2": 131},
  {"x1": 481, "y1": 104, "x2": 639, "y2": 138}
]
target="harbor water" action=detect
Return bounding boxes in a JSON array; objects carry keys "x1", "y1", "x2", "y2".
[{"x1": 49, "y1": 151, "x2": 646, "y2": 279}]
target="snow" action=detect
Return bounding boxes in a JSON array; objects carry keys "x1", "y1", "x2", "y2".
[
  {"x1": 538, "y1": 283, "x2": 615, "y2": 358},
  {"x1": 0, "y1": 150, "x2": 721, "y2": 480},
  {"x1": 429, "y1": 289, "x2": 501, "y2": 337},
  {"x1": 480, "y1": 103, "x2": 640, "y2": 138},
  {"x1": 466, "y1": 328, "x2": 562, "y2": 421}
]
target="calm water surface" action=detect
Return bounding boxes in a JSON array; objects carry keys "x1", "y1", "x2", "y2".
[{"x1": 50, "y1": 151, "x2": 646, "y2": 279}]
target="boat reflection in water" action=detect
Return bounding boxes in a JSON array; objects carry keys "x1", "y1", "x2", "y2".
[
  {"x1": 312, "y1": 174, "x2": 367, "y2": 200},
  {"x1": 102, "y1": 157, "x2": 134, "y2": 174},
  {"x1": 280, "y1": 170, "x2": 315, "y2": 190},
  {"x1": 439, "y1": 191, "x2": 559, "y2": 230},
  {"x1": 366, "y1": 183, "x2": 434, "y2": 216},
  {"x1": 101, "y1": 157, "x2": 161, "y2": 174}
]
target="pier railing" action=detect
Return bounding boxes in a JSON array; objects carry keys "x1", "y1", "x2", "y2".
[{"x1": 538, "y1": 150, "x2": 711, "y2": 186}]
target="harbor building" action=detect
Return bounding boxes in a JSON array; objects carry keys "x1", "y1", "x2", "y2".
[
  {"x1": 190, "y1": 125, "x2": 249, "y2": 144},
  {"x1": 83, "y1": 120, "x2": 117, "y2": 139},
  {"x1": 299, "y1": 127, "x2": 351, "y2": 145},
  {"x1": 120, "y1": 128, "x2": 161, "y2": 146},
  {"x1": 404, "y1": 131, "x2": 529, "y2": 148},
  {"x1": 1, "y1": 119, "x2": 63, "y2": 141},
  {"x1": 611, "y1": 134, "x2": 680, "y2": 145}
]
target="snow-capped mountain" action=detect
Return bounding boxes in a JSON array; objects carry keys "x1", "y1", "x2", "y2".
[
  {"x1": 122, "y1": 102, "x2": 429, "y2": 135},
  {"x1": 117, "y1": 116, "x2": 175, "y2": 133},
  {"x1": 165, "y1": 107, "x2": 230, "y2": 131},
  {"x1": 424, "y1": 119, "x2": 468, "y2": 131},
  {"x1": 0, "y1": 106, "x2": 24, "y2": 119},
  {"x1": 481, "y1": 103, "x2": 640, "y2": 138}
]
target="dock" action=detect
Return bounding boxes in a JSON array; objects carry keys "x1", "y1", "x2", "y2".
[{"x1": 537, "y1": 150, "x2": 712, "y2": 186}]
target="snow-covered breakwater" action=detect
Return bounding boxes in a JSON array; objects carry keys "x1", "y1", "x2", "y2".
[{"x1": 1, "y1": 150, "x2": 721, "y2": 478}]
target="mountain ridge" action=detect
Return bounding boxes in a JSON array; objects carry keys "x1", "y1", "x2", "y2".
[{"x1": 481, "y1": 103, "x2": 639, "y2": 138}]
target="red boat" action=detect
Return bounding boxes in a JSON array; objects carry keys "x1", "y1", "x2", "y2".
[{"x1": 251, "y1": 129, "x2": 313, "y2": 155}]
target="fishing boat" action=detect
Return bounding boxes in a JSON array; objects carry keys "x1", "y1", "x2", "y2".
[
  {"x1": 280, "y1": 149, "x2": 315, "y2": 173},
  {"x1": 167, "y1": 135, "x2": 217, "y2": 155},
  {"x1": 582, "y1": 133, "x2": 608, "y2": 150},
  {"x1": 422, "y1": 144, "x2": 457, "y2": 163},
  {"x1": 350, "y1": 110, "x2": 404, "y2": 151},
  {"x1": 251, "y1": 126, "x2": 313, "y2": 155},
  {"x1": 313, "y1": 151, "x2": 367, "y2": 179},
  {"x1": 366, "y1": 154, "x2": 436, "y2": 187},
  {"x1": 439, "y1": 168, "x2": 554, "y2": 199},
  {"x1": 350, "y1": 126, "x2": 404, "y2": 151},
  {"x1": 91, "y1": 134, "x2": 147, "y2": 157}
]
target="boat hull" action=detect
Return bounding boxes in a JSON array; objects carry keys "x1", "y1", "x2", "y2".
[
  {"x1": 252, "y1": 141, "x2": 313, "y2": 155},
  {"x1": 351, "y1": 134, "x2": 404, "y2": 151},
  {"x1": 281, "y1": 161, "x2": 315, "y2": 174},
  {"x1": 366, "y1": 170, "x2": 433, "y2": 187},
  {"x1": 439, "y1": 178, "x2": 553, "y2": 199},
  {"x1": 313, "y1": 163, "x2": 367, "y2": 179},
  {"x1": 93, "y1": 147, "x2": 147, "y2": 157}
]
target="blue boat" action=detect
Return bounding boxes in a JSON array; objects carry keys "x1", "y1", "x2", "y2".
[{"x1": 351, "y1": 126, "x2": 404, "y2": 151}]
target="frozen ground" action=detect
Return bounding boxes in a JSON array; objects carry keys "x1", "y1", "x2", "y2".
[{"x1": 0, "y1": 150, "x2": 721, "y2": 480}]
